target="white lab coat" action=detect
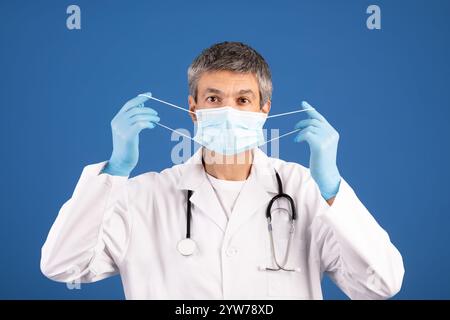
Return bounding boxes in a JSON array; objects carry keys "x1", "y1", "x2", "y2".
[{"x1": 41, "y1": 148, "x2": 404, "y2": 299}]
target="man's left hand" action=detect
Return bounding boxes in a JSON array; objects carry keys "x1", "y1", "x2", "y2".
[{"x1": 294, "y1": 101, "x2": 341, "y2": 201}]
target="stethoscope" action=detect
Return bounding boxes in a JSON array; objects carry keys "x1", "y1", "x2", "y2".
[{"x1": 176, "y1": 170, "x2": 300, "y2": 272}]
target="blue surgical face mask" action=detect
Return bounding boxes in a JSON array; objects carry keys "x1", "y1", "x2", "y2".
[
  {"x1": 193, "y1": 107, "x2": 267, "y2": 155},
  {"x1": 137, "y1": 93, "x2": 314, "y2": 155}
]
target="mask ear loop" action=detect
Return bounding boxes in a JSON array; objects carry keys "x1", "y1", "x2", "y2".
[
  {"x1": 267, "y1": 108, "x2": 314, "y2": 119},
  {"x1": 154, "y1": 122, "x2": 195, "y2": 141},
  {"x1": 138, "y1": 93, "x2": 196, "y2": 115},
  {"x1": 137, "y1": 93, "x2": 197, "y2": 141},
  {"x1": 261, "y1": 107, "x2": 315, "y2": 146},
  {"x1": 137, "y1": 93, "x2": 314, "y2": 145}
]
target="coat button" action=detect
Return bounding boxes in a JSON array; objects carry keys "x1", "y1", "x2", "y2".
[{"x1": 226, "y1": 247, "x2": 238, "y2": 257}]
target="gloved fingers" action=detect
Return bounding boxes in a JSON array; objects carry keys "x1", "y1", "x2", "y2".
[
  {"x1": 129, "y1": 114, "x2": 160, "y2": 126},
  {"x1": 301, "y1": 101, "x2": 327, "y2": 123},
  {"x1": 294, "y1": 118, "x2": 322, "y2": 130},
  {"x1": 299, "y1": 126, "x2": 320, "y2": 134},
  {"x1": 113, "y1": 112, "x2": 159, "y2": 134},
  {"x1": 129, "y1": 120, "x2": 157, "y2": 135},
  {"x1": 294, "y1": 126, "x2": 318, "y2": 143},
  {"x1": 113, "y1": 107, "x2": 158, "y2": 129},
  {"x1": 120, "y1": 95, "x2": 151, "y2": 113},
  {"x1": 126, "y1": 106, "x2": 158, "y2": 118}
]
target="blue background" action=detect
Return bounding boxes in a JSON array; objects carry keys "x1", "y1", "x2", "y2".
[{"x1": 0, "y1": 0, "x2": 449, "y2": 299}]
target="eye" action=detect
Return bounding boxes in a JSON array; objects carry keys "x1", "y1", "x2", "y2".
[
  {"x1": 206, "y1": 96, "x2": 219, "y2": 103},
  {"x1": 238, "y1": 97, "x2": 250, "y2": 104}
]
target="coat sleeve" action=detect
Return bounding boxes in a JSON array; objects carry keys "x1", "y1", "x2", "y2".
[
  {"x1": 306, "y1": 175, "x2": 405, "y2": 299},
  {"x1": 40, "y1": 161, "x2": 132, "y2": 284}
]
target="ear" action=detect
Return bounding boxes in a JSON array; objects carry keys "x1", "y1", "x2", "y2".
[
  {"x1": 188, "y1": 95, "x2": 197, "y2": 122},
  {"x1": 260, "y1": 99, "x2": 271, "y2": 115}
]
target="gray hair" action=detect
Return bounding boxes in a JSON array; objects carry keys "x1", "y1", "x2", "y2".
[{"x1": 188, "y1": 42, "x2": 272, "y2": 108}]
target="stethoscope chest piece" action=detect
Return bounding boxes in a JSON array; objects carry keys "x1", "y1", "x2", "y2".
[{"x1": 177, "y1": 238, "x2": 197, "y2": 256}]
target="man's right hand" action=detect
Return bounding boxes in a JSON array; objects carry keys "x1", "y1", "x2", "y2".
[{"x1": 102, "y1": 93, "x2": 160, "y2": 176}]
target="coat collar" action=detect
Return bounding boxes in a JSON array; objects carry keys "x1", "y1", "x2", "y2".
[
  {"x1": 176, "y1": 147, "x2": 279, "y2": 193},
  {"x1": 176, "y1": 147, "x2": 279, "y2": 238}
]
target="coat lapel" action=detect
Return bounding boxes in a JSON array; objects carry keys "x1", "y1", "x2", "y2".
[
  {"x1": 176, "y1": 148, "x2": 279, "y2": 238},
  {"x1": 176, "y1": 148, "x2": 228, "y2": 233}
]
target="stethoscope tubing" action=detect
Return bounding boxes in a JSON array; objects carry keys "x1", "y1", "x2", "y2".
[{"x1": 182, "y1": 170, "x2": 298, "y2": 272}]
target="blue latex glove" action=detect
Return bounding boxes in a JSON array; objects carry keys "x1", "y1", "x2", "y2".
[
  {"x1": 102, "y1": 93, "x2": 160, "y2": 176},
  {"x1": 294, "y1": 101, "x2": 341, "y2": 200}
]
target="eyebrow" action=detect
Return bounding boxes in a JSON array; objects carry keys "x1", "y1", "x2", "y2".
[
  {"x1": 203, "y1": 88, "x2": 256, "y2": 98},
  {"x1": 237, "y1": 89, "x2": 256, "y2": 98},
  {"x1": 204, "y1": 88, "x2": 224, "y2": 95}
]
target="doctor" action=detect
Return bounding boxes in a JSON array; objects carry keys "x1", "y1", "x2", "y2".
[{"x1": 41, "y1": 41, "x2": 404, "y2": 299}]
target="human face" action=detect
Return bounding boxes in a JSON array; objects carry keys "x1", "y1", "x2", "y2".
[{"x1": 188, "y1": 70, "x2": 270, "y2": 122}]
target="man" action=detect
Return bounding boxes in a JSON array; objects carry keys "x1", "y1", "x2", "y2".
[{"x1": 41, "y1": 41, "x2": 404, "y2": 299}]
